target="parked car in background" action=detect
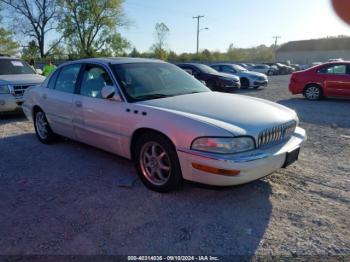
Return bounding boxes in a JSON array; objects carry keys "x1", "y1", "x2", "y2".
[
  {"x1": 264, "y1": 63, "x2": 294, "y2": 75},
  {"x1": 177, "y1": 63, "x2": 240, "y2": 91},
  {"x1": 328, "y1": 58, "x2": 343, "y2": 62},
  {"x1": 289, "y1": 62, "x2": 350, "y2": 100},
  {"x1": 245, "y1": 63, "x2": 255, "y2": 68},
  {"x1": 23, "y1": 58, "x2": 306, "y2": 192},
  {"x1": 248, "y1": 64, "x2": 276, "y2": 76},
  {"x1": 299, "y1": 64, "x2": 312, "y2": 71},
  {"x1": 0, "y1": 57, "x2": 45, "y2": 112},
  {"x1": 290, "y1": 64, "x2": 302, "y2": 71},
  {"x1": 211, "y1": 63, "x2": 268, "y2": 89},
  {"x1": 311, "y1": 62, "x2": 323, "y2": 67},
  {"x1": 236, "y1": 63, "x2": 250, "y2": 69}
]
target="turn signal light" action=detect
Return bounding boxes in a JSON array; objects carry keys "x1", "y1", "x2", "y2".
[{"x1": 192, "y1": 163, "x2": 241, "y2": 176}]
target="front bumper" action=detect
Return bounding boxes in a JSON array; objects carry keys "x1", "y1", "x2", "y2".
[
  {"x1": 253, "y1": 79, "x2": 268, "y2": 87},
  {"x1": 177, "y1": 127, "x2": 306, "y2": 186},
  {"x1": 224, "y1": 80, "x2": 241, "y2": 89},
  {"x1": 0, "y1": 94, "x2": 23, "y2": 112}
]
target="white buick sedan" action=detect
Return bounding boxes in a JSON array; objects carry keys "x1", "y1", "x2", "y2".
[{"x1": 23, "y1": 58, "x2": 306, "y2": 192}]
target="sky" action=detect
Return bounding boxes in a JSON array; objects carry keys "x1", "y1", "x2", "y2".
[{"x1": 119, "y1": 0, "x2": 350, "y2": 53}]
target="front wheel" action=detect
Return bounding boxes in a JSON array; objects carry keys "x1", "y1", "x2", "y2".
[
  {"x1": 134, "y1": 133, "x2": 183, "y2": 192},
  {"x1": 304, "y1": 85, "x2": 322, "y2": 101},
  {"x1": 34, "y1": 109, "x2": 57, "y2": 144}
]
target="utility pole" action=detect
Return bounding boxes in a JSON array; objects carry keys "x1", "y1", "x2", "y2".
[
  {"x1": 193, "y1": 15, "x2": 205, "y2": 56},
  {"x1": 272, "y1": 36, "x2": 281, "y2": 48},
  {"x1": 272, "y1": 36, "x2": 281, "y2": 61}
]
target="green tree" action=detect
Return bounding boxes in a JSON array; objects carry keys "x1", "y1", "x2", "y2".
[
  {"x1": 167, "y1": 50, "x2": 178, "y2": 62},
  {"x1": 103, "y1": 33, "x2": 130, "y2": 56},
  {"x1": 0, "y1": 17, "x2": 19, "y2": 56},
  {"x1": 151, "y1": 22, "x2": 169, "y2": 60},
  {"x1": 200, "y1": 49, "x2": 213, "y2": 62},
  {"x1": 59, "y1": 0, "x2": 128, "y2": 57},
  {"x1": 48, "y1": 42, "x2": 66, "y2": 60},
  {"x1": 0, "y1": 0, "x2": 61, "y2": 58},
  {"x1": 129, "y1": 47, "x2": 140, "y2": 57},
  {"x1": 22, "y1": 40, "x2": 40, "y2": 60}
]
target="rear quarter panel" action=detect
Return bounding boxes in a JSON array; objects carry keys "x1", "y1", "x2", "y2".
[
  {"x1": 23, "y1": 85, "x2": 45, "y2": 122},
  {"x1": 289, "y1": 68, "x2": 324, "y2": 95}
]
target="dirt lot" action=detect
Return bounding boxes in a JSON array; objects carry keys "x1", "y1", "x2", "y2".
[{"x1": 0, "y1": 75, "x2": 349, "y2": 258}]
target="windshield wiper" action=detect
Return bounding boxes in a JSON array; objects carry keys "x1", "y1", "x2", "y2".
[{"x1": 135, "y1": 94, "x2": 172, "y2": 101}]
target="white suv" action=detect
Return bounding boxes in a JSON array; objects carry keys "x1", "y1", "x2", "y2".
[{"x1": 0, "y1": 57, "x2": 45, "y2": 112}]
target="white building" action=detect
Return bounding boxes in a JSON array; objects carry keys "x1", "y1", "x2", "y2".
[{"x1": 276, "y1": 37, "x2": 350, "y2": 64}]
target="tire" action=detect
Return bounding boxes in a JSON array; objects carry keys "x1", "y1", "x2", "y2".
[
  {"x1": 240, "y1": 78, "x2": 250, "y2": 89},
  {"x1": 304, "y1": 85, "x2": 323, "y2": 101},
  {"x1": 34, "y1": 109, "x2": 57, "y2": 144},
  {"x1": 134, "y1": 132, "x2": 183, "y2": 192},
  {"x1": 267, "y1": 70, "x2": 273, "y2": 76}
]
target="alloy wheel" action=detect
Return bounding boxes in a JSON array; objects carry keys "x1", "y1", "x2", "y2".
[
  {"x1": 305, "y1": 86, "x2": 321, "y2": 100},
  {"x1": 140, "y1": 142, "x2": 171, "y2": 186},
  {"x1": 35, "y1": 111, "x2": 48, "y2": 140}
]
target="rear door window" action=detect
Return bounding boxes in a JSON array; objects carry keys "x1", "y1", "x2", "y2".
[
  {"x1": 47, "y1": 69, "x2": 60, "y2": 89},
  {"x1": 54, "y1": 64, "x2": 82, "y2": 93},
  {"x1": 222, "y1": 66, "x2": 236, "y2": 74},
  {"x1": 318, "y1": 65, "x2": 347, "y2": 75}
]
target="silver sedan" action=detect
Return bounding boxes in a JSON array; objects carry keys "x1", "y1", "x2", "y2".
[{"x1": 23, "y1": 58, "x2": 306, "y2": 192}]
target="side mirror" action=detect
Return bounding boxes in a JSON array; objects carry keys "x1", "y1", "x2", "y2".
[
  {"x1": 35, "y1": 68, "x2": 43, "y2": 75},
  {"x1": 101, "y1": 85, "x2": 122, "y2": 101}
]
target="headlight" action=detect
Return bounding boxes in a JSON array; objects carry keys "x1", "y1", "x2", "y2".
[
  {"x1": 0, "y1": 85, "x2": 10, "y2": 94},
  {"x1": 191, "y1": 137, "x2": 255, "y2": 154}
]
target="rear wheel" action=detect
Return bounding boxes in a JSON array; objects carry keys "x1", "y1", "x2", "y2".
[
  {"x1": 267, "y1": 70, "x2": 274, "y2": 76},
  {"x1": 34, "y1": 109, "x2": 57, "y2": 144},
  {"x1": 304, "y1": 85, "x2": 322, "y2": 101},
  {"x1": 134, "y1": 132, "x2": 183, "y2": 192},
  {"x1": 240, "y1": 78, "x2": 250, "y2": 89}
]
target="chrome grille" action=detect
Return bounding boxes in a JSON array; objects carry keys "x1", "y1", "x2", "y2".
[
  {"x1": 12, "y1": 85, "x2": 31, "y2": 97},
  {"x1": 258, "y1": 121, "x2": 297, "y2": 148}
]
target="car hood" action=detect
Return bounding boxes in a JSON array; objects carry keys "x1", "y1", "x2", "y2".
[
  {"x1": 0, "y1": 74, "x2": 45, "y2": 85},
  {"x1": 138, "y1": 92, "x2": 297, "y2": 137}
]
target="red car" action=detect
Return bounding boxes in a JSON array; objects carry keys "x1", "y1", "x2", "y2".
[{"x1": 289, "y1": 62, "x2": 350, "y2": 100}]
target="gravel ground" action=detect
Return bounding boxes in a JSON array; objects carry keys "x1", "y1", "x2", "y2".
[{"x1": 0, "y1": 75, "x2": 349, "y2": 258}]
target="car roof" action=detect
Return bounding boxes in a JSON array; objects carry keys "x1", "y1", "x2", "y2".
[
  {"x1": 0, "y1": 56, "x2": 23, "y2": 60},
  {"x1": 61, "y1": 57, "x2": 165, "y2": 67},
  {"x1": 177, "y1": 63, "x2": 207, "y2": 66},
  {"x1": 319, "y1": 61, "x2": 350, "y2": 65},
  {"x1": 311, "y1": 61, "x2": 350, "y2": 68},
  {"x1": 211, "y1": 63, "x2": 242, "y2": 67}
]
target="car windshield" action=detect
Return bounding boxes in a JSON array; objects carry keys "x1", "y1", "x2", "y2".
[
  {"x1": 0, "y1": 59, "x2": 36, "y2": 75},
  {"x1": 193, "y1": 64, "x2": 219, "y2": 74},
  {"x1": 233, "y1": 65, "x2": 247, "y2": 72},
  {"x1": 111, "y1": 63, "x2": 210, "y2": 102}
]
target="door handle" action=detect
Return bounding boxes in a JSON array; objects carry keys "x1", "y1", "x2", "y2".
[
  {"x1": 75, "y1": 100, "x2": 82, "y2": 108},
  {"x1": 42, "y1": 94, "x2": 47, "y2": 99}
]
